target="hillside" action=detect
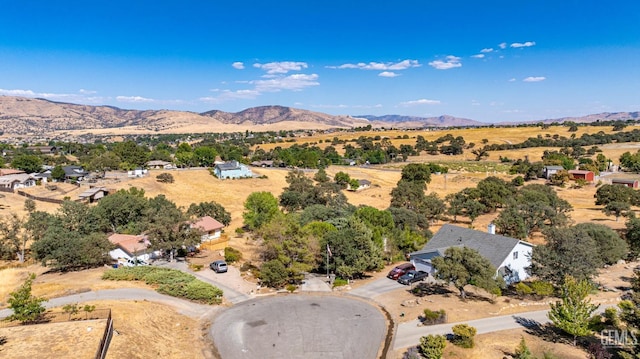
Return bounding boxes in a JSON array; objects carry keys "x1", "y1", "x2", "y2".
[{"x1": 356, "y1": 114, "x2": 485, "y2": 128}]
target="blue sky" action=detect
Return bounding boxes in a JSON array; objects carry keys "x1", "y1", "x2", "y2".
[{"x1": 1, "y1": 1, "x2": 639, "y2": 123}]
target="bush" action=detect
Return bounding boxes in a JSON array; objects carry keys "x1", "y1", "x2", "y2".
[
  {"x1": 511, "y1": 176, "x2": 525, "y2": 187},
  {"x1": 419, "y1": 334, "x2": 446, "y2": 359},
  {"x1": 224, "y1": 246, "x2": 242, "y2": 263},
  {"x1": 451, "y1": 324, "x2": 476, "y2": 348},
  {"x1": 286, "y1": 284, "x2": 297, "y2": 293},
  {"x1": 189, "y1": 263, "x2": 204, "y2": 271},
  {"x1": 259, "y1": 260, "x2": 288, "y2": 288},
  {"x1": 156, "y1": 173, "x2": 174, "y2": 183},
  {"x1": 530, "y1": 280, "x2": 555, "y2": 297},
  {"x1": 333, "y1": 278, "x2": 348, "y2": 287},
  {"x1": 421, "y1": 309, "x2": 447, "y2": 325},
  {"x1": 102, "y1": 267, "x2": 223, "y2": 304},
  {"x1": 515, "y1": 282, "x2": 533, "y2": 296}
]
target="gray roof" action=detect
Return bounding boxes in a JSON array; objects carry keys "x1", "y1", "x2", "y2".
[
  {"x1": 544, "y1": 165, "x2": 564, "y2": 170},
  {"x1": 410, "y1": 224, "x2": 532, "y2": 268},
  {"x1": 215, "y1": 161, "x2": 241, "y2": 171}
]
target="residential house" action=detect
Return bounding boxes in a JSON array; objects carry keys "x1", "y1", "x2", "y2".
[
  {"x1": 409, "y1": 223, "x2": 534, "y2": 285},
  {"x1": 26, "y1": 146, "x2": 58, "y2": 155},
  {"x1": 0, "y1": 169, "x2": 25, "y2": 176},
  {"x1": 128, "y1": 168, "x2": 148, "y2": 178},
  {"x1": 568, "y1": 169, "x2": 595, "y2": 182},
  {"x1": 543, "y1": 165, "x2": 564, "y2": 179},
  {"x1": 348, "y1": 179, "x2": 371, "y2": 191},
  {"x1": 63, "y1": 166, "x2": 89, "y2": 181},
  {"x1": 214, "y1": 161, "x2": 253, "y2": 179},
  {"x1": 611, "y1": 178, "x2": 639, "y2": 188},
  {"x1": 78, "y1": 187, "x2": 110, "y2": 203},
  {"x1": 191, "y1": 216, "x2": 225, "y2": 241},
  {"x1": 108, "y1": 233, "x2": 154, "y2": 262},
  {"x1": 0, "y1": 173, "x2": 36, "y2": 189},
  {"x1": 146, "y1": 160, "x2": 174, "y2": 169}
]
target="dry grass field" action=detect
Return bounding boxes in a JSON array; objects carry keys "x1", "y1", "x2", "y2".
[{"x1": 2, "y1": 125, "x2": 640, "y2": 359}]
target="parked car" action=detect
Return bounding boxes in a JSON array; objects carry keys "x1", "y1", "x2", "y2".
[
  {"x1": 122, "y1": 258, "x2": 149, "y2": 267},
  {"x1": 397, "y1": 270, "x2": 429, "y2": 285},
  {"x1": 387, "y1": 262, "x2": 415, "y2": 280},
  {"x1": 210, "y1": 260, "x2": 228, "y2": 273}
]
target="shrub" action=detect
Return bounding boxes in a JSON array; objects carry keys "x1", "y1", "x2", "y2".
[
  {"x1": 333, "y1": 278, "x2": 348, "y2": 287},
  {"x1": 419, "y1": 334, "x2": 446, "y2": 359},
  {"x1": 530, "y1": 280, "x2": 555, "y2": 297},
  {"x1": 259, "y1": 260, "x2": 288, "y2": 288},
  {"x1": 451, "y1": 324, "x2": 477, "y2": 348},
  {"x1": 224, "y1": 246, "x2": 242, "y2": 263},
  {"x1": 515, "y1": 282, "x2": 533, "y2": 296},
  {"x1": 189, "y1": 263, "x2": 204, "y2": 272},
  {"x1": 421, "y1": 309, "x2": 447, "y2": 325},
  {"x1": 102, "y1": 267, "x2": 223, "y2": 304},
  {"x1": 156, "y1": 173, "x2": 174, "y2": 183},
  {"x1": 514, "y1": 336, "x2": 533, "y2": 359},
  {"x1": 511, "y1": 176, "x2": 525, "y2": 187},
  {"x1": 286, "y1": 284, "x2": 297, "y2": 293}
]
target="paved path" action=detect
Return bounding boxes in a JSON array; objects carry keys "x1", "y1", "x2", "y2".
[
  {"x1": 348, "y1": 277, "x2": 405, "y2": 298},
  {"x1": 392, "y1": 303, "x2": 619, "y2": 351},
  {"x1": 0, "y1": 288, "x2": 217, "y2": 319}
]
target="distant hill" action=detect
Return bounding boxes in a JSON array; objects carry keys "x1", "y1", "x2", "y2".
[
  {"x1": 356, "y1": 114, "x2": 485, "y2": 128},
  {"x1": 0, "y1": 95, "x2": 638, "y2": 136}
]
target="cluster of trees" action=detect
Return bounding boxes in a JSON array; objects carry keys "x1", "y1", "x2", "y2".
[
  {"x1": 242, "y1": 165, "x2": 437, "y2": 287},
  {"x1": 0, "y1": 188, "x2": 231, "y2": 270}
]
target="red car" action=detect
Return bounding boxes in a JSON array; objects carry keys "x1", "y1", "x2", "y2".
[{"x1": 387, "y1": 262, "x2": 415, "y2": 280}]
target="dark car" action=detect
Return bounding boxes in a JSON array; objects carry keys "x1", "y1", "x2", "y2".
[
  {"x1": 397, "y1": 270, "x2": 429, "y2": 285},
  {"x1": 387, "y1": 262, "x2": 415, "y2": 280},
  {"x1": 210, "y1": 260, "x2": 228, "y2": 273}
]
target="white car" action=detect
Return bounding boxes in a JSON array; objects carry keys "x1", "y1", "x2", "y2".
[{"x1": 122, "y1": 258, "x2": 149, "y2": 267}]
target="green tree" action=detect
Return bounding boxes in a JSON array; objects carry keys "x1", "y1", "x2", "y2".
[
  {"x1": 155, "y1": 173, "x2": 174, "y2": 183},
  {"x1": 259, "y1": 260, "x2": 288, "y2": 288},
  {"x1": 243, "y1": 192, "x2": 281, "y2": 230},
  {"x1": 431, "y1": 246, "x2": 503, "y2": 299},
  {"x1": 87, "y1": 151, "x2": 121, "y2": 172},
  {"x1": 334, "y1": 171, "x2": 351, "y2": 189},
  {"x1": 451, "y1": 324, "x2": 477, "y2": 348},
  {"x1": 476, "y1": 176, "x2": 513, "y2": 212},
  {"x1": 313, "y1": 167, "x2": 330, "y2": 183},
  {"x1": 400, "y1": 163, "x2": 432, "y2": 184},
  {"x1": 23, "y1": 198, "x2": 36, "y2": 213},
  {"x1": 625, "y1": 217, "x2": 640, "y2": 258},
  {"x1": 529, "y1": 226, "x2": 601, "y2": 285},
  {"x1": 279, "y1": 169, "x2": 315, "y2": 212},
  {"x1": 193, "y1": 146, "x2": 218, "y2": 167},
  {"x1": 0, "y1": 213, "x2": 24, "y2": 260},
  {"x1": 93, "y1": 187, "x2": 149, "y2": 233},
  {"x1": 5, "y1": 273, "x2": 47, "y2": 323},
  {"x1": 419, "y1": 334, "x2": 446, "y2": 359},
  {"x1": 187, "y1": 201, "x2": 232, "y2": 226},
  {"x1": 548, "y1": 276, "x2": 599, "y2": 346},
  {"x1": 575, "y1": 223, "x2": 628, "y2": 265},
  {"x1": 51, "y1": 165, "x2": 66, "y2": 181},
  {"x1": 514, "y1": 336, "x2": 533, "y2": 359},
  {"x1": 11, "y1": 154, "x2": 43, "y2": 173},
  {"x1": 111, "y1": 140, "x2": 150, "y2": 168}
]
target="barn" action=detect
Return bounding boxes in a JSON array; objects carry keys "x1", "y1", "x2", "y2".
[
  {"x1": 568, "y1": 170, "x2": 595, "y2": 182},
  {"x1": 611, "y1": 178, "x2": 640, "y2": 188}
]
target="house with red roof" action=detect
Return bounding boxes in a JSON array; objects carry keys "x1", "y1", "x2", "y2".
[
  {"x1": 191, "y1": 216, "x2": 225, "y2": 242},
  {"x1": 108, "y1": 233, "x2": 153, "y2": 262}
]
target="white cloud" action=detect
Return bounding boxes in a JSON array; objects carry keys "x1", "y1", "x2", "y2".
[
  {"x1": 0, "y1": 88, "x2": 37, "y2": 96},
  {"x1": 252, "y1": 73, "x2": 319, "y2": 92},
  {"x1": 481, "y1": 48, "x2": 494, "y2": 53},
  {"x1": 79, "y1": 89, "x2": 97, "y2": 95},
  {"x1": 232, "y1": 62, "x2": 245, "y2": 70},
  {"x1": 508, "y1": 78, "x2": 517, "y2": 82},
  {"x1": 471, "y1": 54, "x2": 485, "y2": 59},
  {"x1": 116, "y1": 95, "x2": 155, "y2": 103},
  {"x1": 400, "y1": 99, "x2": 441, "y2": 106},
  {"x1": 523, "y1": 76, "x2": 546, "y2": 82},
  {"x1": 327, "y1": 59, "x2": 420, "y2": 71},
  {"x1": 253, "y1": 61, "x2": 308, "y2": 74},
  {"x1": 471, "y1": 100, "x2": 481, "y2": 106},
  {"x1": 428, "y1": 56, "x2": 462, "y2": 70},
  {"x1": 200, "y1": 89, "x2": 261, "y2": 104},
  {"x1": 379, "y1": 71, "x2": 399, "y2": 77},
  {"x1": 498, "y1": 42, "x2": 507, "y2": 49},
  {"x1": 511, "y1": 41, "x2": 536, "y2": 48}
]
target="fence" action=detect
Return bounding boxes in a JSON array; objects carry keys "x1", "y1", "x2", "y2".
[
  {"x1": 15, "y1": 189, "x2": 65, "y2": 204},
  {"x1": 0, "y1": 308, "x2": 112, "y2": 328},
  {"x1": 94, "y1": 309, "x2": 113, "y2": 359},
  {"x1": 0, "y1": 186, "x2": 14, "y2": 193}
]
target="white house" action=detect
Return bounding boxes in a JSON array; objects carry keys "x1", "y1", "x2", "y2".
[
  {"x1": 0, "y1": 173, "x2": 36, "y2": 189},
  {"x1": 543, "y1": 165, "x2": 564, "y2": 179},
  {"x1": 108, "y1": 233, "x2": 155, "y2": 262},
  {"x1": 213, "y1": 161, "x2": 253, "y2": 179},
  {"x1": 128, "y1": 168, "x2": 148, "y2": 178},
  {"x1": 191, "y1": 216, "x2": 225, "y2": 241},
  {"x1": 409, "y1": 223, "x2": 534, "y2": 285}
]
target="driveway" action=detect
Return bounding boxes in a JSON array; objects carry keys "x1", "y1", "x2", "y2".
[
  {"x1": 348, "y1": 276, "x2": 427, "y2": 299},
  {"x1": 210, "y1": 295, "x2": 386, "y2": 359}
]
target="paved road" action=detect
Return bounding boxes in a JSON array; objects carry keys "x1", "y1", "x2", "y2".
[
  {"x1": 392, "y1": 303, "x2": 619, "y2": 351},
  {"x1": 347, "y1": 277, "x2": 406, "y2": 299},
  {"x1": 210, "y1": 295, "x2": 386, "y2": 359},
  {"x1": 0, "y1": 288, "x2": 217, "y2": 319}
]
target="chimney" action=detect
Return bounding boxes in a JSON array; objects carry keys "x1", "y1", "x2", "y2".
[{"x1": 488, "y1": 223, "x2": 496, "y2": 235}]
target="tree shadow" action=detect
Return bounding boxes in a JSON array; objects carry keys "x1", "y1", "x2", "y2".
[
  {"x1": 513, "y1": 316, "x2": 572, "y2": 345},
  {"x1": 410, "y1": 282, "x2": 453, "y2": 297},
  {"x1": 0, "y1": 335, "x2": 7, "y2": 346}
]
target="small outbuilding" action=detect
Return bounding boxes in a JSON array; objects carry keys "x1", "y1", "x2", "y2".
[
  {"x1": 543, "y1": 165, "x2": 564, "y2": 179},
  {"x1": 78, "y1": 187, "x2": 109, "y2": 203},
  {"x1": 568, "y1": 170, "x2": 595, "y2": 182},
  {"x1": 611, "y1": 178, "x2": 640, "y2": 188}
]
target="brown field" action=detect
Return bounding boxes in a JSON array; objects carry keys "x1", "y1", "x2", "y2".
[{"x1": 3, "y1": 125, "x2": 640, "y2": 359}]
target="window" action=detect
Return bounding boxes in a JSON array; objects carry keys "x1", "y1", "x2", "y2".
[{"x1": 513, "y1": 251, "x2": 518, "y2": 260}]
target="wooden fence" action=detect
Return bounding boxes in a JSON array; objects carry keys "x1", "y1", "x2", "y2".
[{"x1": 94, "y1": 309, "x2": 114, "y2": 359}]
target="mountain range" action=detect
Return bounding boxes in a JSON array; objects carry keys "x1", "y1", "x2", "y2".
[{"x1": 0, "y1": 95, "x2": 638, "y2": 136}]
